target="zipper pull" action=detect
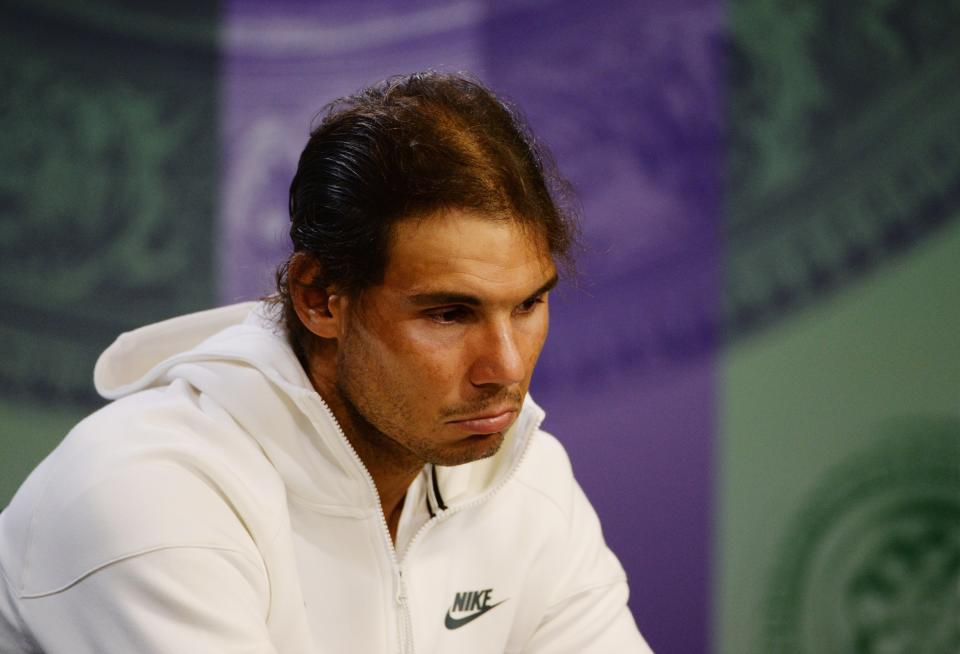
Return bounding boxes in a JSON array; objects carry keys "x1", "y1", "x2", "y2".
[
  {"x1": 394, "y1": 566, "x2": 414, "y2": 654},
  {"x1": 394, "y1": 566, "x2": 406, "y2": 605}
]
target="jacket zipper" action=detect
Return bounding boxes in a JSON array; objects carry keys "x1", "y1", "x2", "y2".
[
  {"x1": 394, "y1": 567, "x2": 414, "y2": 654},
  {"x1": 304, "y1": 394, "x2": 415, "y2": 654}
]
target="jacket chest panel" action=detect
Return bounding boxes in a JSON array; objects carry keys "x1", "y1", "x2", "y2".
[
  {"x1": 402, "y1": 492, "x2": 564, "y2": 653},
  {"x1": 289, "y1": 506, "x2": 395, "y2": 653}
]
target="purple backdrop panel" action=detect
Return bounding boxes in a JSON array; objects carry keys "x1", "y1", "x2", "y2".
[{"x1": 483, "y1": 2, "x2": 722, "y2": 652}]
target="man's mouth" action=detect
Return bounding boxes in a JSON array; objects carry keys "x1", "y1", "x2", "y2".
[{"x1": 447, "y1": 409, "x2": 518, "y2": 434}]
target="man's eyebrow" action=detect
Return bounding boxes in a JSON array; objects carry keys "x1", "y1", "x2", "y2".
[
  {"x1": 408, "y1": 273, "x2": 559, "y2": 307},
  {"x1": 526, "y1": 274, "x2": 559, "y2": 301}
]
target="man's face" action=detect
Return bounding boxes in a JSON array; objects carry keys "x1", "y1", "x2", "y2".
[{"x1": 333, "y1": 209, "x2": 557, "y2": 467}]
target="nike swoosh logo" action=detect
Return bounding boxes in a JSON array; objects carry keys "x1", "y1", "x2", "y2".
[{"x1": 444, "y1": 600, "x2": 506, "y2": 629}]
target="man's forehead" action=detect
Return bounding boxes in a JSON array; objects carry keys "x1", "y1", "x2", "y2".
[
  {"x1": 390, "y1": 209, "x2": 549, "y2": 249},
  {"x1": 382, "y1": 210, "x2": 556, "y2": 296}
]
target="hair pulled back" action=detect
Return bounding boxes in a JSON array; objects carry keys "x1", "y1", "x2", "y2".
[{"x1": 276, "y1": 71, "x2": 579, "y2": 359}]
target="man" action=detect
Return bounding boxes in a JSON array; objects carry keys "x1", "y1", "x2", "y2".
[{"x1": 0, "y1": 72, "x2": 653, "y2": 652}]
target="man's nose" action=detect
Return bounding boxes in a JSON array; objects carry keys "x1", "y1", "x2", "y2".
[{"x1": 469, "y1": 322, "x2": 526, "y2": 388}]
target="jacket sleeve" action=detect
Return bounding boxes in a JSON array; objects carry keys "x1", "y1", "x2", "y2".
[
  {"x1": 520, "y1": 469, "x2": 654, "y2": 653},
  {"x1": 18, "y1": 546, "x2": 279, "y2": 654}
]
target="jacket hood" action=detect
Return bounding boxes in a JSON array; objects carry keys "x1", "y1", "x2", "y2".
[
  {"x1": 94, "y1": 302, "x2": 307, "y2": 398},
  {"x1": 92, "y1": 302, "x2": 544, "y2": 512}
]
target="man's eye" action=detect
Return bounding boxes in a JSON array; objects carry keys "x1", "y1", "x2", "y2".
[
  {"x1": 517, "y1": 296, "x2": 545, "y2": 314},
  {"x1": 427, "y1": 307, "x2": 469, "y2": 324}
]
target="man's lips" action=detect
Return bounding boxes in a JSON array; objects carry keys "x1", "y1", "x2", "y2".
[{"x1": 447, "y1": 409, "x2": 518, "y2": 434}]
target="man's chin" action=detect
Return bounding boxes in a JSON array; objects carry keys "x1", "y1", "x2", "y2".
[{"x1": 430, "y1": 431, "x2": 505, "y2": 467}]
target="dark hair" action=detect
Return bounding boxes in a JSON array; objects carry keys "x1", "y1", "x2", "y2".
[{"x1": 276, "y1": 71, "x2": 579, "y2": 358}]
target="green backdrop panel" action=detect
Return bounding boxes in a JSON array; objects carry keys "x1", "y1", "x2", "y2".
[
  {"x1": 718, "y1": 217, "x2": 960, "y2": 653},
  {"x1": 0, "y1": 399, "x2": 87, "y2": 506},
  {"x1": 0, "y1": 2, "x2": 219, "y2": 407}
]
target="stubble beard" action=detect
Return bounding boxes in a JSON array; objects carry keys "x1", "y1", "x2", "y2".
[
  {"x1": 335, "y1": 374, "x2": 506, "y2": 469},
  {"x1": 334, "y1": 342, "x2": 509, "y2": 470}
]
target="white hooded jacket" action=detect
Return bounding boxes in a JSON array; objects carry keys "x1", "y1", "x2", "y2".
[{"x1": 0, "y1": 303, "x2": 652, "y2": 653}]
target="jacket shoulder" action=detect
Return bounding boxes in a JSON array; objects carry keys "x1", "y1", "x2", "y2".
[
  {"x1": 1, "y1": 386, "x2": 281, "y2": 599},
  {"x1": 511, "y1": 429, "x2": 578, "y2": 520}
]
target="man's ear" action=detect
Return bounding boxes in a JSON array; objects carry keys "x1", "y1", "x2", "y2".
[{"x1": 288, "y1": 252, "x2": 344, "y2": 340}]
